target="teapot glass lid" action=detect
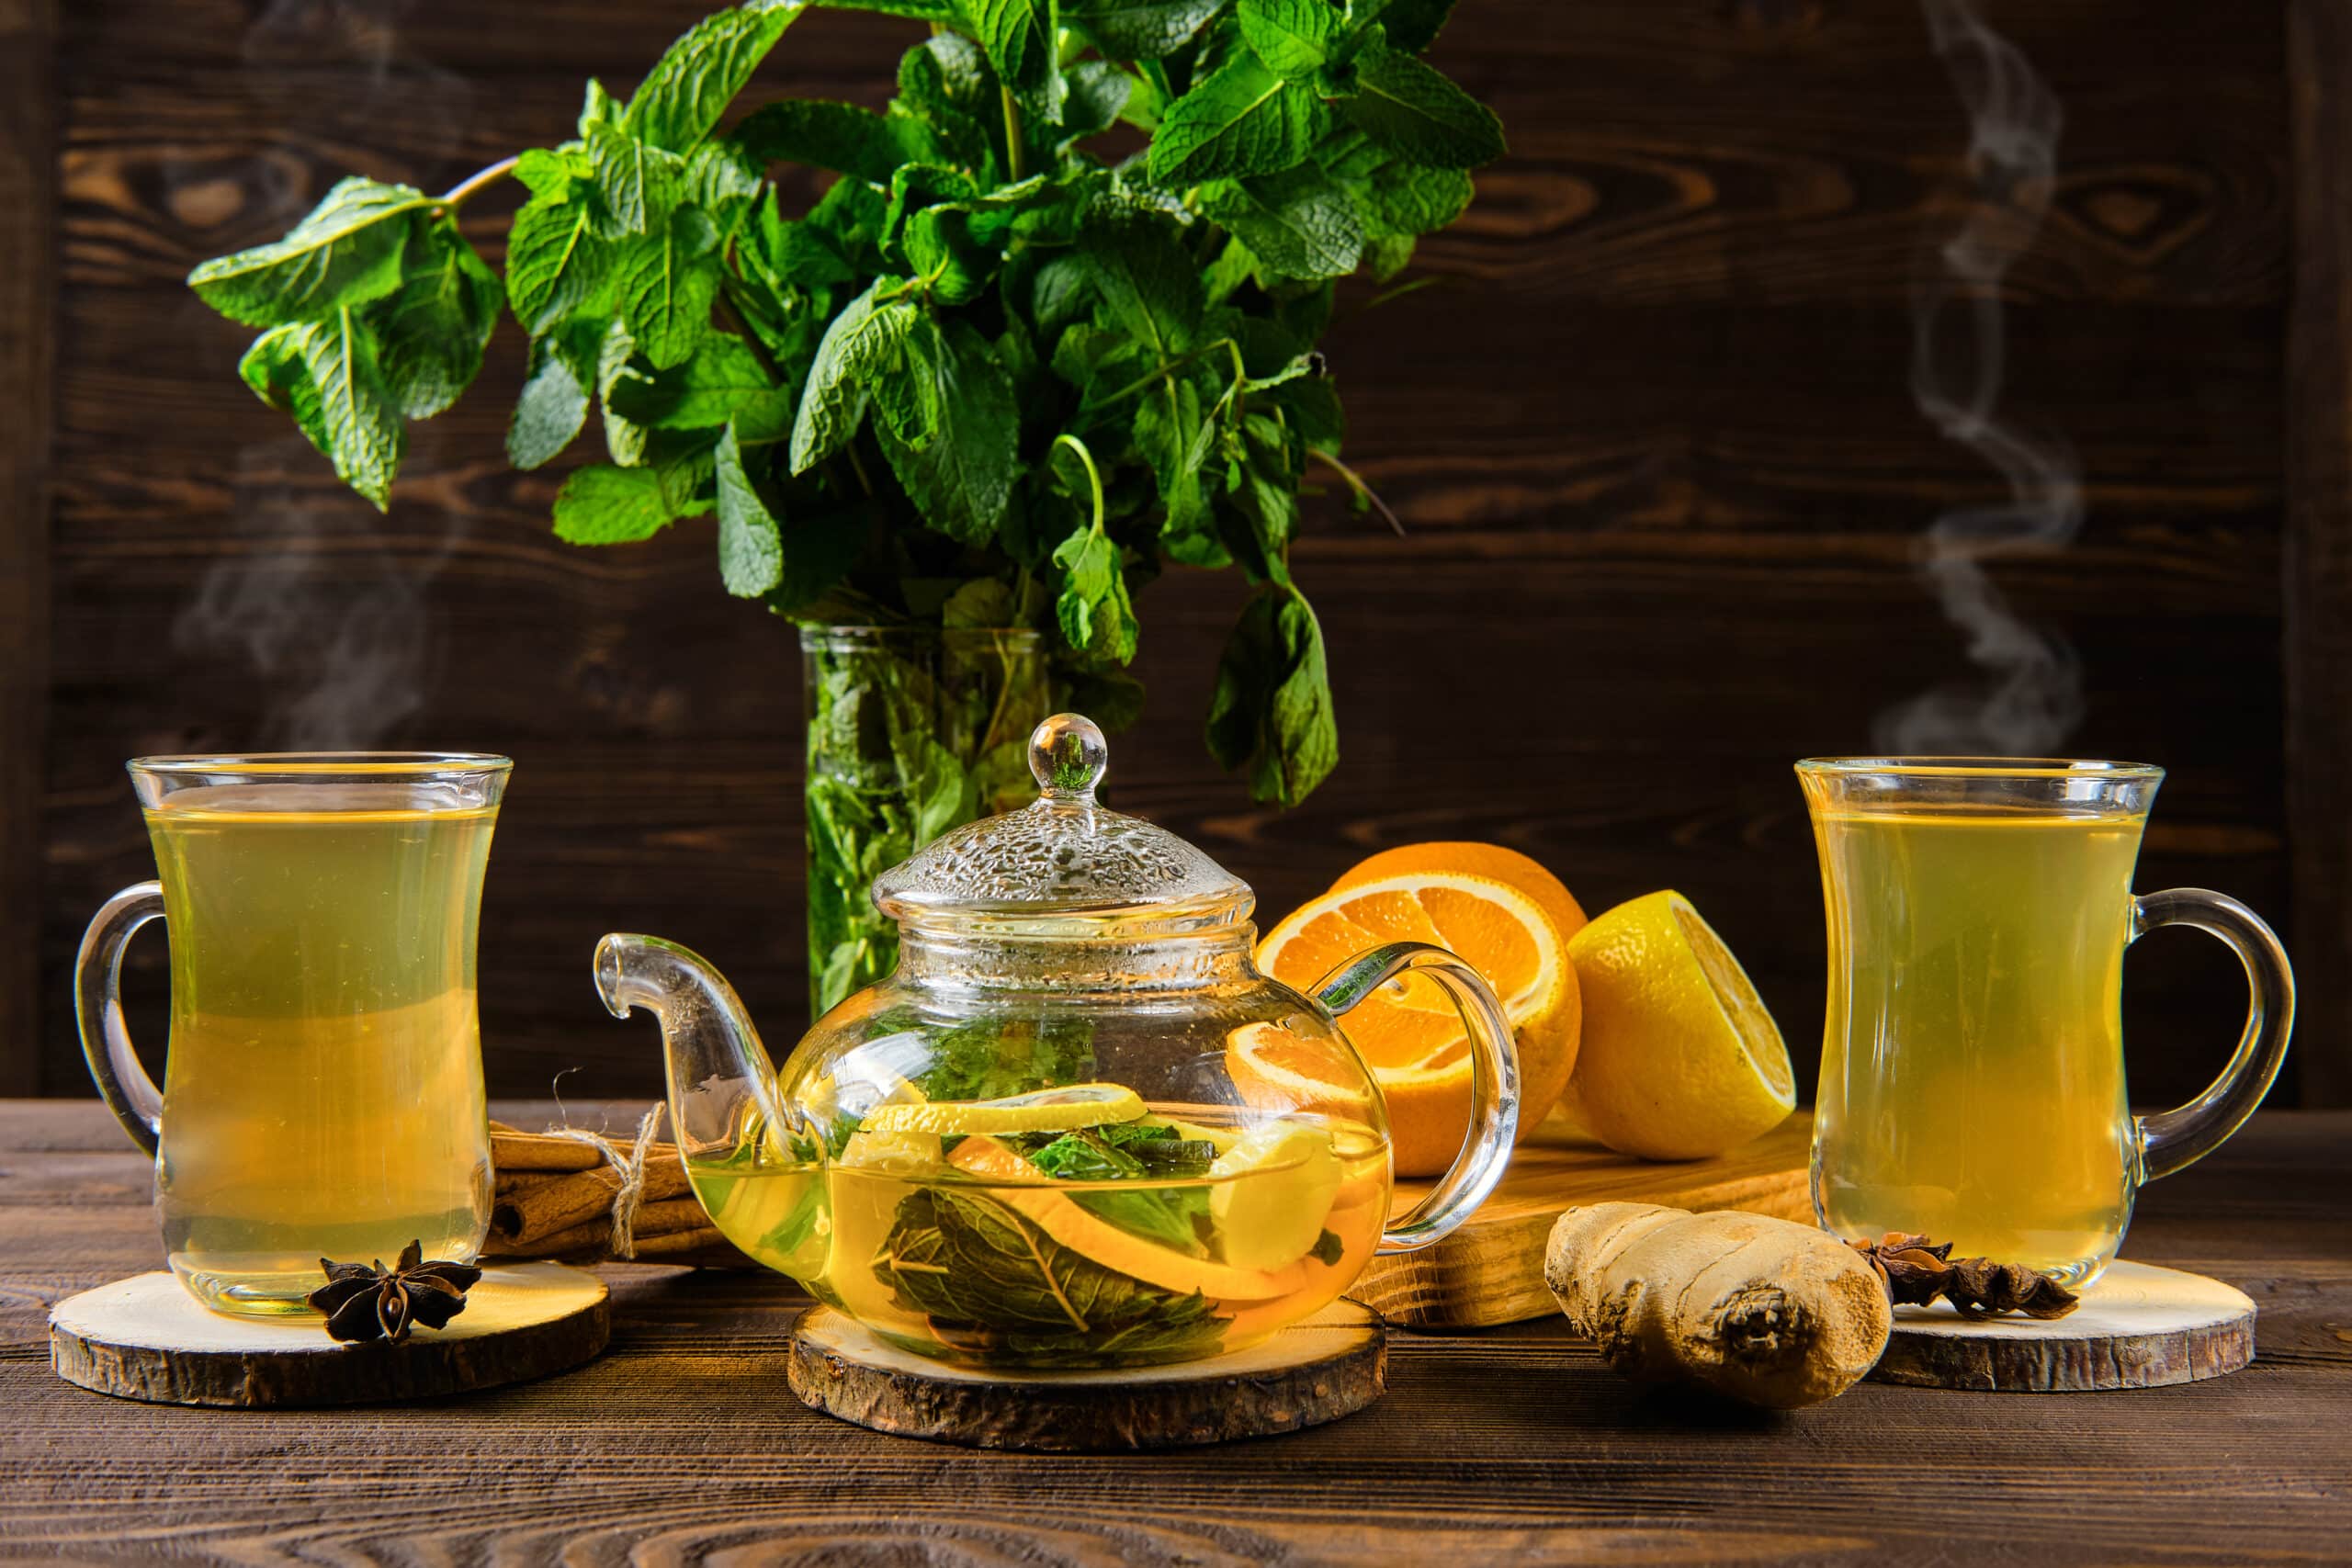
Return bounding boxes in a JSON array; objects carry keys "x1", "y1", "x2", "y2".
[{"x1": 871, "y1": 714, "x2": 1252, "y2": 929}]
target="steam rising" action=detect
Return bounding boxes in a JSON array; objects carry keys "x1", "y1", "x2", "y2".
[
  {"x1": 174, "y1": 2, "x2": 474, "y2": 750},
  {"x1": 1875, "y1": 0, "x2": 2084, "y2": 758}
]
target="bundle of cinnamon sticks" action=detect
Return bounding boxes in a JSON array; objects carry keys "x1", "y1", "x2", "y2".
[{"x1": 486, "y1": 1120, "x2": 751, "y2": 1268}]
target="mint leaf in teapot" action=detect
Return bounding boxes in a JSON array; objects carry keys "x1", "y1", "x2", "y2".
[
  {"x1": 876, "y1": 1186, "x2": 1227, "y2": 1361},
  {"x1": 1024, "y1": 1128, "x2": 1213, "y2": 1258}
]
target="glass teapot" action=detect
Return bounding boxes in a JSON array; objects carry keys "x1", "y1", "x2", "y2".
[{"x1": 596, "y1": 714, "x2": 1519, "y2": 1369}]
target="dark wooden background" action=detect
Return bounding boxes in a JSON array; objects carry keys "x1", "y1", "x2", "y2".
[{"x1": 6, "y1": 0, "x2": 2346, "y2": 1109}]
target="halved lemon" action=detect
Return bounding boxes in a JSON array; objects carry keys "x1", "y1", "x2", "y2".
[
  {"x1": 1257, "y1": 870, "x2": 1576, "y2": 1176},
  {"x1": 861, "y1": 1083, "x2": 1145, "y2": 1137},
  {"x1": 1566, "y1": 890, "x2": 1795, "y2": 1160}
]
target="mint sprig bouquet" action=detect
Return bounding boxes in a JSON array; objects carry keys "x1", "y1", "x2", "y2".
[{"x1": 188, "y1": 0, "x2": 1503, "y2": 807}]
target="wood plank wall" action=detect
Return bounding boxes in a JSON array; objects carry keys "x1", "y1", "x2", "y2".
[
  {"x1": 13, "y1": 0, "x2": 2328, "y2": 1106},
  {"x1": 0, "y1": 0, "x2": 56, "y2": 1097},
  {"x1": 2289, "y1": 0, "x2": 2352, "y2": 1107}
]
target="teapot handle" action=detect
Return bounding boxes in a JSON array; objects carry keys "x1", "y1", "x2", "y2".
[{"x1": 1315, "y1": 942, "x2": 1521, "y2": 1252}]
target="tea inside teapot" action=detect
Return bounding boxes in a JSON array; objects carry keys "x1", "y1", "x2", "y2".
[{"x1": 684, "y1": 1079, "x2": 1390, "y2": 1366}]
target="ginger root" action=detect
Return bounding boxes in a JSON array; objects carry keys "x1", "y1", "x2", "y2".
[{"x1": 1544, "y1": 1202, "x2": 1891, "y2": 1408}]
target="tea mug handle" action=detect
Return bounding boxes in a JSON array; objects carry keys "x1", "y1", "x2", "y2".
[
  {"x1": 2132, "y1": 888, "x2": 2294, "y2": 1183},
  {"x1": 1315, "y1": 942, "x2": 1521, "y2": 1252},
  {"x1": 74, "y1": 881, "x2": 166, "y2": 1156}
]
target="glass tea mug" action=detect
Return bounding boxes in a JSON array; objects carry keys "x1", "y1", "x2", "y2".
[
  {"x1": 75, "y1": 753, "x2": 509, "y2": 1315},
  {"x1": 1797, "y1": 758, "x2": 2292, "y2": 1287}
]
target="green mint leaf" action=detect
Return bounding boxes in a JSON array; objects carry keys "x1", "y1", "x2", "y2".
[
  {"x1": 1205, "y1": 581, "x2": 1336, "y2": 807},
  {"x1": 623, "y1": 0, "x2": 805, "y2": 152},
  {"x1": 881, "y1": 164, "x2": 980, "y2": 260},
  {"x1": 552, "y1": 461, "x2": 700, "y2": 543},
  {"x1": 1197, "y1": 164, "x2": 1363, "y2": 279},
  {"x1": 877, "y1": 1186, "x2": 1229, "y2": 1361},
  {"x1": 789, "y1": 277, "x2": 920, "y2": 474},
  {"x1": 1238, "y1": 0, "x2": 1340, "y2": 79},
  {"x1": 1227, "y1": 407, "x2": 1301, "y2": 574},
  {"x1": 1060, "y1": 61, "x2": 1135, "y2": 144},
  {"x1": 507, "y1": 332, "x2": 593, "y2": 469},
  {"x1": 1324, "y1": 128, "x2": 1475, "y2": 234},
  {"x1": 736, "y1": 98, "x2": 943, "y2": 185},
  {"x1": 514, "y1": 145, "x2": 594, "y2": 200},
  {"x1": 713, "y1": 423, "x2": 785, "y2": 596},
  {"x1": 687, "y1": 137, "x2": 767, "y2": 224},
  {"x1": 1370, "y1": 161, "x2": 1473, "y2": 235},
  {"x1": 1129, "y1": 362, "x2": 1219, "y2": 549},
  {"x1": 1061, "y1": 0, "x2": 1224, "y2": 59},
  {"x1": 1363, "y1": 231, "x2": 1411, "y2": 279},
  {"x1": 897, "y1": 31, "x2": 1000, "y2": 120},
  {"x1": 1052, "y1": 525, "x2": 1139, "y2": 663},
  {"x1": 587, "y1": 122, "x2": 689, "y2": 237},
  {"x1": 952, "y1": 173, "x2": 1088, "y2": 247},
  {"x1": 1338, "y1": 43, "x2": 1504, "y2": 167},
  {"x1": 301, "y1": 308, "x2": 405, "y2": 509},
  {"x1": 895, "y1": 33, "x2": 1003, "y2": 174},
  {"x1": 1275, "y1": 372, "x2": 1344, "y2": 456},
  {"x1": 505, "y1": 189, "x2": 610, "y2": 335},
  {"x1": 1026, "y1": 1131, "x2": 1212, "y2": 1257},
  {"x1": 579, "y1": 77, "x2": 620, "y2": 135},
  {"x1": 1070, "y1": 214, "x2": 1204, "y2": 358},
  {"x1": 1307, "y1": 1227, "x2": 1344, "y2": 1266},
  {"x1": 941, "y1": 578, "x2": 1015, "y2": 627},
  {"x1": 902, "y1": 208, "x2": 991, "y2": 305},
  {"x1": 368, "y1": 218, "x2": 502, "y2": 419},
  {"x1": 238, "y1": 322, "x2": 329, "y2": 450},
  {"x1": 874, "y1": 315, "x2": 1019, "y2": 544},
  {"x1": 959, "y1": 0, "x2": 1063, "y2": 121},
  {"x1": 246, "y1": 308, "x2": 402, "y2": 510},
  {"x1": 607, "y1": 332, "x2": 784, "y2": 429},
  {"x1": 597, "y1": 321, "x2": 652, "y2": 465},
  {"x1": 1148, "y1": 55, "x2": 1324, "y2": 185},
  {"x1": 740, "y1": 198, "x2": 859, "y2": 301},
  {"x1": 814, "y1": 0, "x2": 956, "y2": 17},
  {"x1": 187, "y1": 176, "x2": 427, "y2": 328},
  {"x1": 615, "y1": 207, "x2": 723, "y2": 369}
]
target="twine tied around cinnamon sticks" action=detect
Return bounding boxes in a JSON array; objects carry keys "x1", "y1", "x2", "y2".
[{"x1": 485, "y1": 1109, "x2": 750, "y2": 1268}]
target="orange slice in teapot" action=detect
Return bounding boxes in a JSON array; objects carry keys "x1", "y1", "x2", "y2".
[{"x1": 946, "y1": 1136, "x2": 1306, "y2": 1302}]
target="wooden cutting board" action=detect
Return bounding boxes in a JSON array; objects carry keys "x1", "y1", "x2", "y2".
[{"x1": 1351, "y1": 1113, "x2": 1813, "y2": 1328}]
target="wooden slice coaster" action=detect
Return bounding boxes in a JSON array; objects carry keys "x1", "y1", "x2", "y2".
[
  {"x1": 51, "y1": 1263, "x2": 610, "y2": 1407},
  {"x1": 787, "y1": 1299, "x2": 1385, "y2": 1450},
  {"x1": 1869, "y1": 1259, "x2": 2256, "y2": 1393}
]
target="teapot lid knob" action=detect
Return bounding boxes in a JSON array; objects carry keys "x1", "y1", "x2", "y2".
[{"x1": 1029, "y1": 713, "x2": 1107, "y2": 801}]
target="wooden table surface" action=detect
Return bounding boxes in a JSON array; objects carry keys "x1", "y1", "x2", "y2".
[{"x1": 4, "y1": 1100, "x2": 2347, "y2": 1564}]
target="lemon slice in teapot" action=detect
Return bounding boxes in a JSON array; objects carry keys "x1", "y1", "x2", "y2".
[
  {"x1": 1209, "y1": 1122, "x2": 1342, "y2": 1271},
  {"x1": 861, "y1": 1083, "x2": 1146, "y2": 1137}
]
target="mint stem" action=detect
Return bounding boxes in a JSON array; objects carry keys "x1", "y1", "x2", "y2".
[
  {"x1": 435, "y1": 154, "x2": 521, "y2": 215},
  {"x1": 1309, "y1": 449, "x2": 1405, "y2": 537}
]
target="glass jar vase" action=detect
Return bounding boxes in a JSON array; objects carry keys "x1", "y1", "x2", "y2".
[{"x1": 799, "y1": 626, "x2": 1047, "y2": 1017}]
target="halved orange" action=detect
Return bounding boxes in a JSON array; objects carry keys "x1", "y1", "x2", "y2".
[
  {"x1": 1257, "y1": 870, "x2": 1577, "y2": 1176},
  {"x1": 1332, "y1": 842, "x2": 1589, "y2": 944}
]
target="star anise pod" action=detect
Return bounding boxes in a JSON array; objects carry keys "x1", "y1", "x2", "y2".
[
  {"x1": 1847, "y1": 1231, "x2": 2080, "y2": 1321},
  {"x1": 306, "y1": 1239, "x2": 482, "y2": 1343}
]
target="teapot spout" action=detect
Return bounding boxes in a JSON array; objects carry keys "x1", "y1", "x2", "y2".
[{"x1": 594, "y1": 933, "x2": 790, "y2": 1159}]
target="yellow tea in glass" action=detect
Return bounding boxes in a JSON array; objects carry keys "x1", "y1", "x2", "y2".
[
  {"x1": 75, "y1": 754, "x2": 510, "y2": 1316},
  {"x1": 1797, "y1": 758, "x2": 2292, "y2": 1288}
]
